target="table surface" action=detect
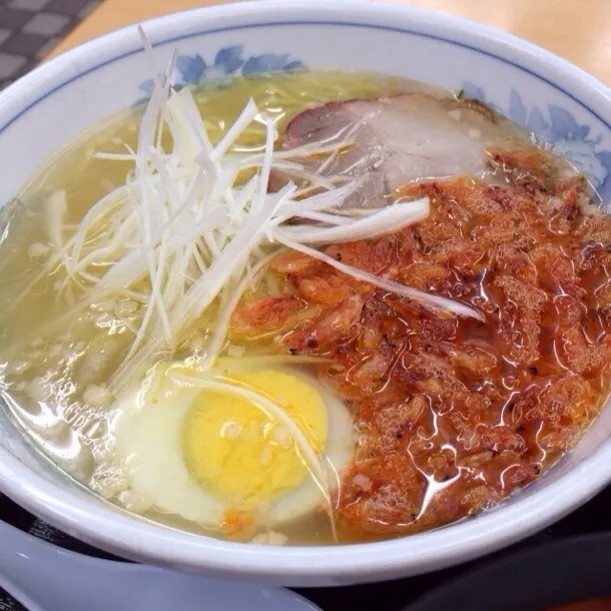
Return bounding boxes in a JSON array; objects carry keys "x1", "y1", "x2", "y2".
[{"x1": 2, "y1": 1, "x2": 604, "y2": 610}]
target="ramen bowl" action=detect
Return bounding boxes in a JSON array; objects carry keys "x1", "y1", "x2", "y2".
[{"x1": 1, "y1": 0, "x2": 611, "y2": 588}]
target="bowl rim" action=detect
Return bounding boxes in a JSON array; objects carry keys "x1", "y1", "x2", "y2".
[{"x1": 2, "y1": 0, "x2": 611, "y2": 585}]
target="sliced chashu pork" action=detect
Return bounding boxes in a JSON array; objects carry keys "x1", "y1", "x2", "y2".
[{"x1": 281, "y1": 93, "x2": 508, "y2": 208}]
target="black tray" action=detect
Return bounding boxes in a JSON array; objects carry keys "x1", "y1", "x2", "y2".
[{"x1": 2, "y1": 484, "x2": 611, "y2": 611}]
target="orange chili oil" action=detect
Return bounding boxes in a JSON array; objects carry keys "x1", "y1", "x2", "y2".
[{"x1": 231, "y1": 147, "x2": 611, "y2": 541}]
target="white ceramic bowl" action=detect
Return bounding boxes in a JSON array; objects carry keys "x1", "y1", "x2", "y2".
[{"x1": 1, "y1": 0, "x2": 611, "y2": 588}]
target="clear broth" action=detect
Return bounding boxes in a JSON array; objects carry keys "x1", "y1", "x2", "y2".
[
  {"x1": 0, "y1": 70, "x2": 608, "y2": 546},
  {"x1": 0, "y1": 71, "x2": 436, "y2": 544}
]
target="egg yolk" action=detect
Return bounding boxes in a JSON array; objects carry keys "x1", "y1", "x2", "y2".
[{"x1": 181, "y1": 369, "x2": 328, "y2": 507}]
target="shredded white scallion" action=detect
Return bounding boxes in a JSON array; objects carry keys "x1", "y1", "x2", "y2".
[
  {"x1": 271, "y1": 232, "x2": 485, "y2": 321},
  {"x1": 43, "y1": 28, "x2": 483, "y2": 393}
]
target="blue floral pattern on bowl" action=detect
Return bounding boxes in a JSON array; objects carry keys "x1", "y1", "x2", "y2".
[
  {"x1": 135, "y1": 50, "x2": 611, "y2": 205},
  {"x1": 137, "y1": 45, "x2": 306, "y2": 99},
  {"x1": 462, "y1": 82, "x2": 611, "y2": 204}
]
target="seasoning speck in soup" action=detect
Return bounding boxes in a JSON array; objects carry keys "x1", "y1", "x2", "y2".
[{"x1": 0, "y1": 54, "x2": 610, "y2": 545}]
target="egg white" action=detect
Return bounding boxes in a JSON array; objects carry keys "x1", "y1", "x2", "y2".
[{"x1": 111, "y1": 364, "x2": 355, "y2": 529}]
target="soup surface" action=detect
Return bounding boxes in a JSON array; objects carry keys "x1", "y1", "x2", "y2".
[{"x1": 1, "y1": 68, "x2": 611, "y2": 545}]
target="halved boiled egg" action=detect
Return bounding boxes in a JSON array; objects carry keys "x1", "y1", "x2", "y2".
[{"x1": 111, "y1": 363, "x2": 355, "y2": 536}]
